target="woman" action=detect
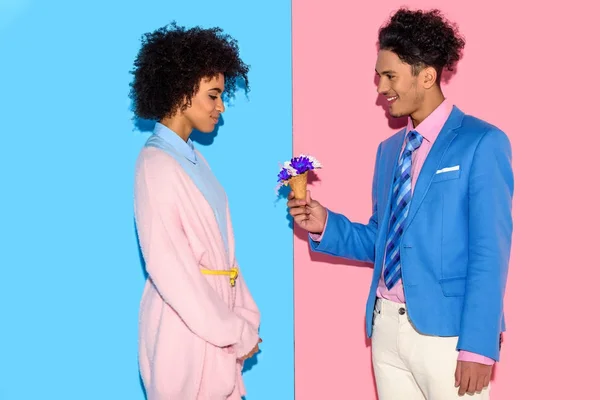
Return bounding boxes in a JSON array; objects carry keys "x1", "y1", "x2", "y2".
[{"x1": 130, "y1": 23, "x2": 261, "y2": 400}]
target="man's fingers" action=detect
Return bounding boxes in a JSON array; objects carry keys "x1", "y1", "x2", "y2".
[
  {"x1": 459, "y1": 371, "x2": 470, "y2": 396},
  {"x1": 483, "y1": 374, "x2": 490, "y2": 388},
  {"x1": 466, "y1": 374, "x2": 477, "y2": 395},
  {"x1": 305, "y1": 190, "x2": 312, "y2": 204},
  {"x1": 287, "y1": 190, "x2": 295, "y2": 200},
  {"x1": 294, "y1": 214, "x2": 308, "y2": 223},
  {"x1": 475, "y1": 375, "x2": 485, "y2": 393},
  {"x1": 289, "y1": 206, "x2": 308, "y2": 217},
  {"x1": 294, "y1": 214, "x2": 309, "y2": 225},
  {"x1": 455, "y1": 362, "x2": 461, "y2": 387},
  {"x1": 287, "y1": 198, "x2": 307, "y2": 208}
]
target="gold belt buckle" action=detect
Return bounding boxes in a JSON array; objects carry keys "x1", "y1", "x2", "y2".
[
  {"x1": 229, "y1": 267, "x2": 238, "y2": 287},
  {"x1": 200, "y1": 266, "x2": 239, "y2": 287}
]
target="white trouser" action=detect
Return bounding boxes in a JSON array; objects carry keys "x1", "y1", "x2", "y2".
[{"x1": 371, "y1": 298, "x2": 491, "y2": 400}]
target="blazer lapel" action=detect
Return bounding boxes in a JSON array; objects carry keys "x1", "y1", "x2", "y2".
[{"x1": 404, "y1": 107, "x2": 464, "y2": 230}]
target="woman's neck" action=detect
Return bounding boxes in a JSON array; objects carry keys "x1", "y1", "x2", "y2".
[{"x1": 159, "y1": 115, "x2": 193, "y2": 142}]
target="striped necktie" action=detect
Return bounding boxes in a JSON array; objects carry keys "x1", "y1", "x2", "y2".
[{"x1": 383, "y1": 130, "x2": 423, "y2": 290}]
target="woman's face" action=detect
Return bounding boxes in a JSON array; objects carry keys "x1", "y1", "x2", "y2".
[{"x1": 183, "y1": 73, "x2": 225, "y2": 133}]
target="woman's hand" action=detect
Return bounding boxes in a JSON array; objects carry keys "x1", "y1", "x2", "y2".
[{"x1": 239, "y1": 338, "x2": 262, "y2": 361}]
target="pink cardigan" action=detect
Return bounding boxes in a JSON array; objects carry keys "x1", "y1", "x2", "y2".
[{"x1": 134, "y1": 146, "x2": 260, "y2": 399}]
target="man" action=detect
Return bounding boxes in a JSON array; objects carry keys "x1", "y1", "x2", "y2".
[{"x1": 287, "y1": 8, "x2": 513, "y2": 399}]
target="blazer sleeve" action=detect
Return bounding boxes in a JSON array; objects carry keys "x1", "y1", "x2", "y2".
[
  {"x1": 308, "y1": 143, "x2": 381, "y2": 263},
  {"x1": 457, "y1": 128, "x2": 514, "y2": 361},
  {"x1": 134, "y1": 153, "x2": 257, "y2": 358}
]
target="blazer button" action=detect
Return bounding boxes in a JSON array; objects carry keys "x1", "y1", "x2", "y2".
[{"x1": 398, "y1": 307, "x2": 406, "y2": 315}]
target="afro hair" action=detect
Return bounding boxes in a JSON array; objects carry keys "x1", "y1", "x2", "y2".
[
  {"x1": 378, "y1": 9, "x2": 466, "y2": 82},
  {"x1": 129, "y1": 22, "x2": 249, "y2": 121}
]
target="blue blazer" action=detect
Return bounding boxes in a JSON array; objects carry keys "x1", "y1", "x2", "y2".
[{"x1": 309, "y1": 106, "x2": 513, "y2": 361}]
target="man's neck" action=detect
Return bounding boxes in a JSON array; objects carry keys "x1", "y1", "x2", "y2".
[{"x1": 410, "y1": 88, "x2": 445, "y2": 128}]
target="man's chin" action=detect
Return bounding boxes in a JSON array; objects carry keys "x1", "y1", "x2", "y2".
[{"x1": 388, "y1": 110, "x2": 406, "y2": 118}]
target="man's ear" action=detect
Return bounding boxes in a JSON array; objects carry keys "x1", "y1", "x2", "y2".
[{"x1": 420, "y1": 66, "x2": 438, "y2": 89}]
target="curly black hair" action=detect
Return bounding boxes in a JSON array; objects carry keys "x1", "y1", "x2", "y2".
[
  {"x1": 129, "y1": 22, "x2": 249, "y2": 121},
  {"x1": 378, "y1": 8, "x2": 465, "y2": 82}
]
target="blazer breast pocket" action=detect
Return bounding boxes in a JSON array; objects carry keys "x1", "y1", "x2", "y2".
[{"x1": 432, "y1": 166, "x2": 461, "y2": 183}]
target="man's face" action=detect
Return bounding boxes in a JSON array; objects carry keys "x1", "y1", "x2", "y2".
[{"x1": 375, "y1": 49, "x2": 424, "y2": 118}]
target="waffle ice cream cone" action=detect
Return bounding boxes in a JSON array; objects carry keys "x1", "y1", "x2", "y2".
[{"x1": 288, "y1": 172, "x2": 308, "y2": 199}]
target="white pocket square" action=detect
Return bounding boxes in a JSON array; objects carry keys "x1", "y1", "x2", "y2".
[{"x1": 435, "y1": 165, "x2": 460, "y2": 174}]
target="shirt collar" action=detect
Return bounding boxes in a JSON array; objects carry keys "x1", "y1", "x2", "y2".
[
  {"x1": 153, "y1": 122, "x2": 197, "y2": 164},
  {"x1": 406, "y1": 99, "x2": 454, "y2": 144}
]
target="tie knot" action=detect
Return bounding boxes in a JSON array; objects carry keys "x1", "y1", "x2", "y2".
[{"x1": 406, "y1": 130, "x2": 423, "y2": 151}]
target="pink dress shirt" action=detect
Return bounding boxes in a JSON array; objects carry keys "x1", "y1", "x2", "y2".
[{"x1": 312, "y1": 99, "x2": 494, "y2": 365}]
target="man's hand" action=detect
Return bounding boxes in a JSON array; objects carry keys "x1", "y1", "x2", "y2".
[
  {"x1": 454, "y1": 360, "x2": 492, "y2": 396},
  {"x1": 286, "y1": 190, "x2": 327, "y2": 234},
  {"x1": 239, "y1": 338, "x2": 262, "y2": 361}
]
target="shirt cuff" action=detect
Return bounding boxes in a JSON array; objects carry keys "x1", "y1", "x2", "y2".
[{"x1": 457, "y1": 350, "x2": 495, "y2": 365}]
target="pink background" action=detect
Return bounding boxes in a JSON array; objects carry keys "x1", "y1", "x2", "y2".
[{"x1": 292, "y1": 0, "x2": 600, "y2": 399}]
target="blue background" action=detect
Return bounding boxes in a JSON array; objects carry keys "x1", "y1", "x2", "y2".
[{"x1": 0, "y1": 1, "x2": 293, "y2": 399}]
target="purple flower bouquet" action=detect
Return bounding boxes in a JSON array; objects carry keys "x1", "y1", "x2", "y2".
[{"x1": 276, "y1": 154, "x2": 322, "y2": 199}]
